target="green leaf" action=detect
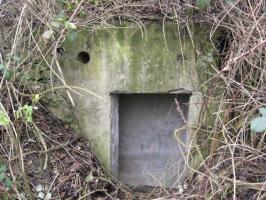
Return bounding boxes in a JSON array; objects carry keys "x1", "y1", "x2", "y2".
[
  {"x1": 57, "y1": 11, "x2": 67, "y2": 21},
  {"x1": 0, "y1": 63, "x2": 5, "y2": 71},
  {"x1": 32, "y1": 94, "x2": 40, "y2": 103},
  {"x1": 13, "y1": 55, "x2": 21, "y2": 62},
  {"x1": 16, "y1": 105, "x2": 33, "y2": 123},
  {"x1": 3, "y1": 69, "x2": 14, "y2": 81},
  {"x1": 78, "y1": 11, "x2": 87, "y2": 18},
  {"x1": 225, "y1": 0, "x2": 234, "y2": 5},
  {"x1": 197, "y1": 0, "x2": 210, "y2": 8},
  {"x1": 50, "y1": 21, "x2": 62, "y2": 28},
  {"x1": 56, "y1": 0, "x2": 66, "y2": 6},
  {"x1": 85, "y1": 171, "x2": 94, "y2": 182},
  {"x1": 66, "y1": 2, "x2": 75, "y2": 11},
  {"x1": 4, "y1": 177, "x2": 12, "y2": 189},
  {"x1": 0, "y1": 173, "x2": 5, "y2": 182},
  {"x1": 15, "y1": 108, "x2": 22, "y2": 120},
  {"x1": 259, "y1": 108, "x2": 266, "y2": 117},
  {"x1": 0, "y1": 112, "x2": 10, "y2": 126},
  {"x1": 250, "y1": 117, "x2": 266, "y2": 133},
  {"x1": 20, "y1": 72, "x2": 31, "y2": 81},
  {"x1": 0, "y1": 165, "x2": 7, "y2": 173},
  {"x1": 90, "y1": 0, "x2": 100, "y2": 5},
  {"x1": 65, "y1": 21, "x2": 76, "y2": 30},
  {"x1": 23, "y1": 105, "x2": 33, "y2": 123}
]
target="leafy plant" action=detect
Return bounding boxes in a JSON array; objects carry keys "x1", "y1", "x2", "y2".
[
  {"x1": 1, "y1": 65, "x2": 29, "y2": 83},
  {"x1": 0, "y1": 111, "x2": 10, "y2": 127},
  {"x1": 250, "y1": 108, "x2": 266, "y2": 133},
  {"x1": 0, "y1": 164, "x2": 12, "y2": 189},
  {"x1": 0, "y1": 60, "x2": 34, "y2": 82},
  {"x1": 0, "y1": 63, "x2": 15, "y2": 81},
  {"x1": 16, "y1": 104, "x2": 33, "y2": 123},
  {"x1": 0, "y1": 63, "x2": 5, "y2": 71},
  {"x1": 78, "y1": 10, "x2": 87, "y2": 18},
  {"x1": 64, "y1": 21, "x2": 76, "y2": 30},
  {"x1": 6, "y1": 53, "x2": 21, "y2": 63},
  {"x1": 50, "y1": 12, "x2": 67, "y2": 29},
  {"x1": 49, "y1": 11, "x2": 77, "y2": 31},
  {"x1": 197, "y1": 0, "x2": 210, "y2": 8},
  {"x1": 32, "y1": 94, "x2": 40, "y2": 104}
]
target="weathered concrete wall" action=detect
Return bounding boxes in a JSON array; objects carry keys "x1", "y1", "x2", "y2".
[{"x1": 59, "y1": 22, "x2": 213, "y2": 186}]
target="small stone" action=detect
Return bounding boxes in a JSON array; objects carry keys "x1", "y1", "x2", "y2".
[
  {"x1": 36, "y1": 184, "x2": 43, "y2": 192},
  {"x1": 38, "y1": 192, "x2": 45, "y2": 199}
]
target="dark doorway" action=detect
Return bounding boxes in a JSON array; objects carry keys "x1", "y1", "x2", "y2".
[{"x1": 111, "y1": 93, "x2": 190, "y2": 187}]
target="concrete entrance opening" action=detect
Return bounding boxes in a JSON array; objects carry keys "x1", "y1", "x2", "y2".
[{"x1": 111, "y1": 93, "x2": 190, "y2": 187}]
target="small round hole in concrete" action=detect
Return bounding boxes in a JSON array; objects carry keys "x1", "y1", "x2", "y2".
[{"x1": 77, "y1": 51, "x2": 90, "y2": 64}]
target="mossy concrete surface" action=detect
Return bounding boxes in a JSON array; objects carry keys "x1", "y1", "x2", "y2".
[{"x1": 59, "y1": 22, "x2": 212, "y2": 175}]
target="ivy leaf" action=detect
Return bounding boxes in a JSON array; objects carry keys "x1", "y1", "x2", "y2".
[
  {"x1": 250, "y1": 117, "x2": 266, "y2": 133},
  {"x1": 65, "y1": 21, "x2": 76, "y2": 30},
  {"x1": 259, "y1": 108, "x2": 266, "y2": 117},
  {"x1": 197, "y1": 0, "x2": 210, "y2": 8}
]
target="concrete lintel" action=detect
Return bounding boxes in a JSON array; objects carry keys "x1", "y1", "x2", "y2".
[{"x1": 110, "y1": 88, "x2": 192, "y2": 95}]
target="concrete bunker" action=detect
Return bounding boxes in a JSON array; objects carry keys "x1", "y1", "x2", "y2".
[{"x1": 59, "y1": 22, "x2": 210, "y2": 187}]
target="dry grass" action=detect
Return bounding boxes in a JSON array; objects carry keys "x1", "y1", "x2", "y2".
[{"x1": 0, "y1": 0, "x2": 265, "y2": 199}]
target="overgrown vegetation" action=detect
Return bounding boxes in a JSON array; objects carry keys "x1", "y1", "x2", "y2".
[{"x1": 0, "y1": 0, "x2": 265, "y2": 199}]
